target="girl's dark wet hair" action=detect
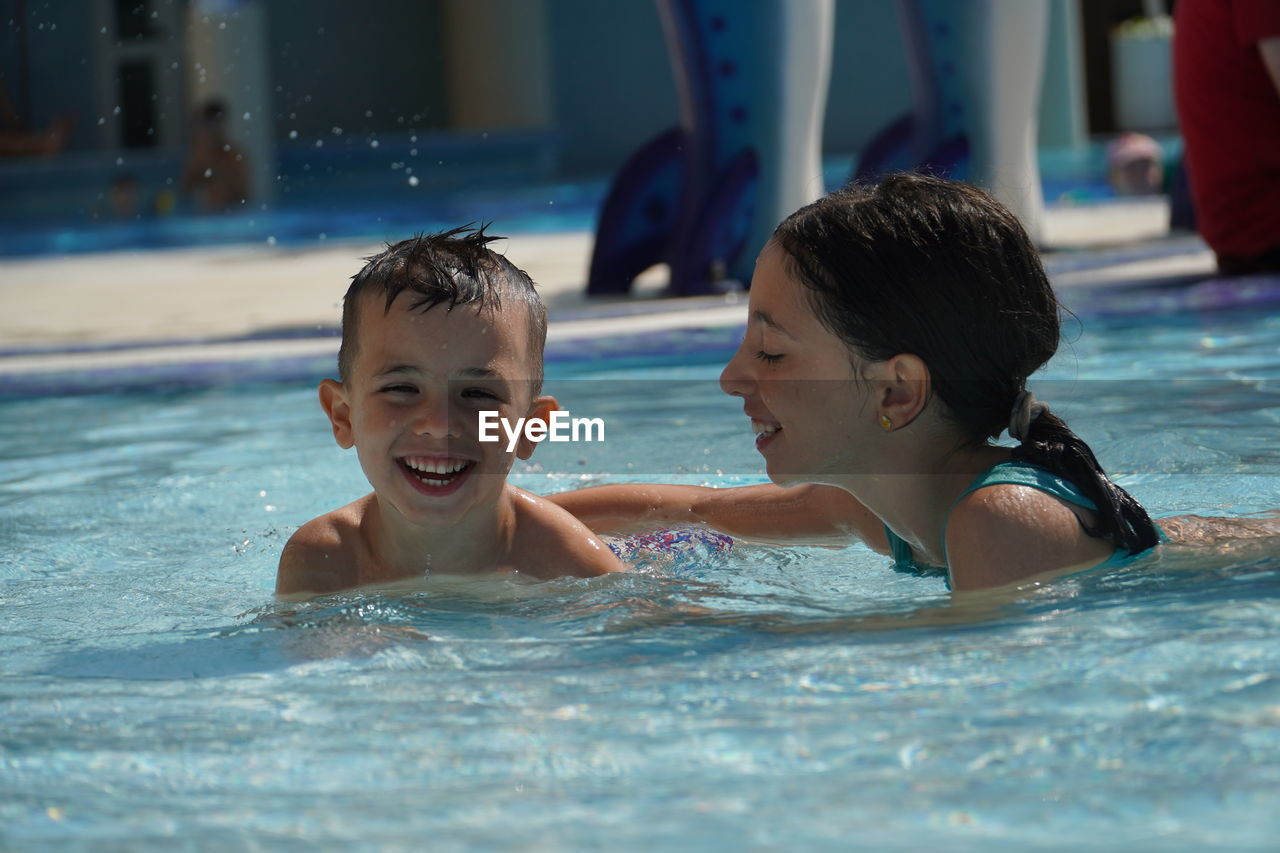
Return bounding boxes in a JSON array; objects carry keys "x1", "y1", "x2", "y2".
[
  {"x1": 339, "y1": 224, "x2": 548, "y2": 391},
  {"x1": 773, "y1": 173, "x2": 1158, "y2": 554}
]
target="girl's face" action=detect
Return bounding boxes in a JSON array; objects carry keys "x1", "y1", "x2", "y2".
[{"x1": 719, "y1": 242, "x2": 873, "y2": 486}]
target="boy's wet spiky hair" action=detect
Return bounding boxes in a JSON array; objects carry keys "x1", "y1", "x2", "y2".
[{"x1": 338, "y1": 224, "x2": 548, "y2": 391}]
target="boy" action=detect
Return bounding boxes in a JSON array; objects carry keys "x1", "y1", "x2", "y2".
[{"x1": 276, "y1": 227, "x2": 625, "y2": 596}]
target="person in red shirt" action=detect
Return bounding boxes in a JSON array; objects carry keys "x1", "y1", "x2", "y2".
[{"x1": 1173, "y1": 0, "x2": 1280, "y2": 275}]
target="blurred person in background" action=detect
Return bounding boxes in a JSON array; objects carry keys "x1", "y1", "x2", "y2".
[
  {"x1": 1174, "y1": 0, "x2": 1280, "y2": 275},
  {"x1": 0, "y1": 79, "x2": 71, "y2": 157},
  {"x1": 180, "y1": 97, "x2": 249, "y2": 213},
  {"x1": 1107, "y1": 132, "x2": 1165, "y2": 196}
]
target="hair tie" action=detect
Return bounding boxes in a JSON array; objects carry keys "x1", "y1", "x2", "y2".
[{"x1": 1008, "y1": 390, "x2": 1048, "y2": 442}]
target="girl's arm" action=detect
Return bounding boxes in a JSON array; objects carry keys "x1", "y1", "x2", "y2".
[{"x1": 547, "y1": 482, "x2": 890, "y2": 551}]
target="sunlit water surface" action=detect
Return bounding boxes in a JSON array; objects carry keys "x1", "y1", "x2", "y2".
[{"x1": 2, "y1": 306, "x2": 1279, "y2": 850}]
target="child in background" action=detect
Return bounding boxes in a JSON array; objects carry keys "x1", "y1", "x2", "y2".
[
  {"x1": 277, "y1": 227, "x2": 625, "y2": 597},
  {"x1": 1107, "y1": 132, "x2": 1165, "y2": 196}
]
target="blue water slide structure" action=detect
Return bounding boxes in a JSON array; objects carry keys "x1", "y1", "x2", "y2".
[
  {"x1": 856, "y1": 0, "x2": 1049, "y2": 243},
  {"x1": 588, "y1": 0, "x2": 1048, "y2": 297},
  {"x1": 853, "y1": 0, "x2": 971, "y2": 182},
  {"x1": 588, "y1": 0, "x2": 832, "y2": 296}
]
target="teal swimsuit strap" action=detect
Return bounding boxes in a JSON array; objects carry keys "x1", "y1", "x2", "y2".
[
  {"x1": 884, "y1": 461, "x2": 1161, "y2": 581},
  {"x1": 886, "y1": 524, "x2": 918, "y2": 570},
  {"x1": 938, "y1": 460, "x2": 1098, "y2": 567},
  {"x1": 883, "y1": 461, "x2": 1099, "y2": 575}
]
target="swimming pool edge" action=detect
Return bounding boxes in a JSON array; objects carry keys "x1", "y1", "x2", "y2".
[{"x1": 0, "y1": 300, "x2": 750, "y2": 398}]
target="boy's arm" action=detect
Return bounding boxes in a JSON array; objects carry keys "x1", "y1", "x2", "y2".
[{"x1": 547, "y1": 482, "x2": 889, "y2": 551}]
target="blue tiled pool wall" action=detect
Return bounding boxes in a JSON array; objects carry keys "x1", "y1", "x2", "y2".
[
  {"x1": 0, "y1": 130, "x2": 591, "y2": 257},
  {"x1": 0, "y1": 137, "x2": 1180, "y2": 259}
]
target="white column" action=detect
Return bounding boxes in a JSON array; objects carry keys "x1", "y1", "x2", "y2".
[
  {"x1": 768, "y1": 0, "x2": 834, "y2": 229},
  {"x1": 440, "y1": 0, "x2": 554, "y2": 130},
  {"x1": 963, "y1": 0, "x2": 1049, "y2": 244}
]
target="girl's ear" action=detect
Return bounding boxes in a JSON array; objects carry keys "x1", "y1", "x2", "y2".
[
  {"x1": 516, "y1": 395, "x2": 559, "y2": 460},
  {"x1": 319, "y1": 379, "x2": 355, "y2": 448},
  {"x1": 877, "y1": 354, "x2": 931, "y2": 430}
]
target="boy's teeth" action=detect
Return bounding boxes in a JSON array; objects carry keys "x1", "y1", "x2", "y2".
[
  {"x1": 405, "y1": 457, "x2": 468, "y2": 474},
  {"x1": 751, "y1": 420, "x2": 780, "y2": 436}
]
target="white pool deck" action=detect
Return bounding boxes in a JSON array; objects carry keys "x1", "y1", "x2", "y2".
[{"x1": 0, "y1": 197, "x2": 1215, "y2": 382}]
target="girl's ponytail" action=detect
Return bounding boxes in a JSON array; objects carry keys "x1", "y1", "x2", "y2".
[{"x1": 1008, "y1": 392, "x2": 1159, "y2": 554}]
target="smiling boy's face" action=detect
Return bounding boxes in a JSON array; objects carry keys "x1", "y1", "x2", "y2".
[{"x1": 320, "y1": 289, "x2": 552, "y2": 527}]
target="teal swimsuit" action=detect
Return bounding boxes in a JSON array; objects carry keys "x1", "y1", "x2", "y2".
[{"x1": 884, "y1": 460, "x2": 1160, "y2": 586}]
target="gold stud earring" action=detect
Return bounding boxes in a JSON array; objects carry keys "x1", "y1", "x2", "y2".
[{"x1": 880, "y1": 415, "x2": 893, "y2": 432}]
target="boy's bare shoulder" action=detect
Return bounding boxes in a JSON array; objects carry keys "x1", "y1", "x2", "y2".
[
  {"x1": 276, "y1": 496, "x2": 371, "y2": 596},
  {"x1": 508, "y1": 486, "x2": 627, "y2": 579}
]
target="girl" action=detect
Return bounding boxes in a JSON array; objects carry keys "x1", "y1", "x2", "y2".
[{"x1": 552, "y1": 173, "x2": 1167, "y2": 590}]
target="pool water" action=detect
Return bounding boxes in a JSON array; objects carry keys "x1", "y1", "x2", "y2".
[{"x1": 2, "y1": 305, "x2": 1279, "y2": 849}]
